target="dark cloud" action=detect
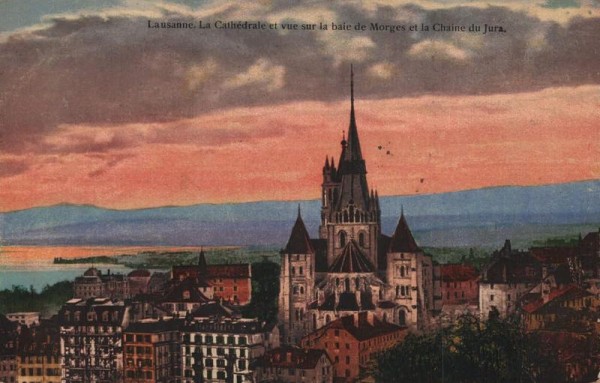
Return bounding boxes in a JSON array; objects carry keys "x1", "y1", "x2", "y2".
[
  {"x1": 0, "y1": 158, "x2": 30, "y2": 178},
  {"x1": 0, "y1": 2, "x2": 599, "y2": 154}
]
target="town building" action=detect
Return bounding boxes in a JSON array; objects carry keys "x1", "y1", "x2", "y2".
[
  {"x1": 179, "y1": 302, "x2": 279, "y2": 383},
  {"x1": 171, "y1": 251, "x2": 252, "y2": 305},
  {"x1": 521, "y1": 285, "x2": 597, "y2": 332},
  {"x1": 300, "y1": 312, "x2": 406, "y2": 382},
  {"x1": 73, "y1": 268, "x2": 130, "y2": 300},
  {"x1": 16, "y1": 317, "x2": 61, "y2": 383},
  {"x1": 58, "y1": 298, "x2": 131, "y2": 383},
  {"x1": 278, "y1": 69, "x2": 435, "y2": 344},
  {"x1": 123, "y1": 319, "x2": 182, "y2": 383},
  {"x1": 0, "y1": 314, "x2": 18, "y2": 383},
  {"x1": 161, "y1": 278, "x2": 212, "y2": 317},
  {"x1": 128, "y1": 269, "x2": 153, "y2": 296},
  {"x1": 253, "y1": 345, "x2": 333, "y2": 383},
  {"x1": 479, "y1": 240, "x2": 542, "y2": 319}
]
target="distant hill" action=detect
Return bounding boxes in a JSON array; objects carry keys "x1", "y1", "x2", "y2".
[{"x1": 1, "y1": 180, "x2": 599, "y2": 249}]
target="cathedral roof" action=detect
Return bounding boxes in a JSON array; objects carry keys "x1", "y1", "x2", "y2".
[
  {"x1": 284, "y1": 208, "x2": 314, "y2": 254},
  {"x1": 388, "y1": 212, "x2": 421, "y2": 253},
  {"x1": 328, "y1": 240, "x2": 375, "y2": 273}
]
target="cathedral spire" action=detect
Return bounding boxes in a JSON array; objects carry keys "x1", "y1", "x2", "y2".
[{"x1": 345, "y1": 64, "x2": 363, "y2": 163}]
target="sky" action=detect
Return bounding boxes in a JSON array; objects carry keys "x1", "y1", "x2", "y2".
[{"x1": 0, "y1": 0, "x2": 599, "y2": 212}]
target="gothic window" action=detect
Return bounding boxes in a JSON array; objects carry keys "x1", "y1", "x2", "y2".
[
  {"x1": 326, "y1": 315, "x2": 331, "y2": 324},
  {"x1": 343, "y1": 211, "x2": 349, "y2": 222},
  {"x1": 291, "y1": 267, "x2": 295, "y2": 276},
  {"x1": 345, "y1": 278, "x2": 350, "y2": 292},
  {"x1": 400, "y1": 266, "x2": 405, "y2": 277},
  {"x1": 299, "y1": 266, "x2": 303, "y2": 275},
  {"x1": 339, "y1": 231, "x2": 347, "y2": 248},
  {"x1": 355, "y1": 211, "x2": 360, "y2": 222},
  {"x1": 300, "y1": 286, "x2": 304, "y2": 294},
  {"x1": 293, "y1": 286, "x2": 298, "y2": 295},
  {"x1": 358, "y1": 232, "x2": 365, "y2": 247},
  {"x1": 323, "y1": 190, "x2": 328, "y2": 207},
  {"x1": 355, "y1": 278, "x2": 360, "y2": 290}
]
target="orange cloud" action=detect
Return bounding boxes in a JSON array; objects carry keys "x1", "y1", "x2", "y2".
[{"x1": 1, "y1": 86, "x2": 598, "y2": 212}]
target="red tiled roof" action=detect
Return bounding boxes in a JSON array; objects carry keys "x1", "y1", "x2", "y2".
[
  {"x1": 440, "y1": 264, "x2": 479, "y2": 282},
  {"x1": 206, "y1": 264, "x2": 250, "y2": 278},
  {"x1": 530, "y1": 247, "x2": 580, "y2": 264},
  {"x1": 259, "y1": 346, "x2": 330, "y2": 369},
  {"x1": 322, "y1": 313, "x2": 405, "y2": 341},
  {"x1": 522, "y1": 285, "x2": 592, "y2": 314}
]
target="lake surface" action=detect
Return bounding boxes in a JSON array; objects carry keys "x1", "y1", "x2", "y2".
[{"x1": 0, "y1": 246, "x2": 201, "y2": 291}]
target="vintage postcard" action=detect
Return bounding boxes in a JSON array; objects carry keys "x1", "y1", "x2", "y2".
[{"x1": 0, "y1": 1, "x2": 599, "y2": 382}]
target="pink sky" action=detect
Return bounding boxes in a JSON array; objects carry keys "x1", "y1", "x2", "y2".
[{"x1": 1, "y1": 85, "x2": 598, "y2": 212}]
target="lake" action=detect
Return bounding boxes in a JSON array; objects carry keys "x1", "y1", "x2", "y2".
[{"x1": 0, "y1": 246, "x2": 202, "y2": 291}]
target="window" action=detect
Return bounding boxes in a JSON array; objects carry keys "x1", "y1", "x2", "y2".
[
  {"x1": 359, "y1": 232, "x2": 365, "y2": 247},
  {"x1": 339, "y1": 231, "x2": 347, "y2": 247},
  {"x1": 490, "y1": 294, "x2": 494, "y2": 301},
  {"x1": 299, "y1": 267, "x2": 303, "y2": 275}
]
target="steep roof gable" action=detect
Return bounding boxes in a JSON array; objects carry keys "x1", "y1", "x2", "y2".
[
  {"x1": 328, "y1": 240, "x2": 374, "y2": 273},
  {"x1": 284, "y1": 208, "x2": 314, "y2": 254},
  {"x1": 388, "y1": 212, "x2": 420, "y2": 253}
]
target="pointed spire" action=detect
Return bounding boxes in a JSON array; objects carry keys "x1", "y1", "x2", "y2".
[
  {"x1": 198, "y1": 248, "x2": 208, "y2": 275},
  {"x1": 325, "y1": 156, "x2": 330, "y2": 169},
  {"x1": 388, "y1": 213, "x2": 420, "y2": 253},
  {"x1": 284, "y1": 209, "x2": 314, "y2": 254},
  {"x1": 344, "y1": 64, "x2": 363, "y2": 163},
  {"x1": 350, "y1": 63, "x2": 355, "y2": 113}
]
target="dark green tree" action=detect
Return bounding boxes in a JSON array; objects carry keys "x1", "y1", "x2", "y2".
[{"x1": 374, "y1": 314, "x2": 546, "y2": 383}]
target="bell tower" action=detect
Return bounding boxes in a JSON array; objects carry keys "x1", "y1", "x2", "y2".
[{"x1": 319, "y1": 66, "x2": 381, "y2": 269}]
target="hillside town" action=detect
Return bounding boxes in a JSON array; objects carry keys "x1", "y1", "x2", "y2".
[{"x1": 1, "y1": 75, "x2": 600, "y2": 383}]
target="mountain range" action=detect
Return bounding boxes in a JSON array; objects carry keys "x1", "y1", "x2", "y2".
[{"x1": 1, "y1": 180, "x2": 599, "y2": 249}]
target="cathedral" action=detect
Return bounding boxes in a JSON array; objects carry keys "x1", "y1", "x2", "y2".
[{"x1": 278, "y1": 69, "x2": 435, "y2": 344}]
